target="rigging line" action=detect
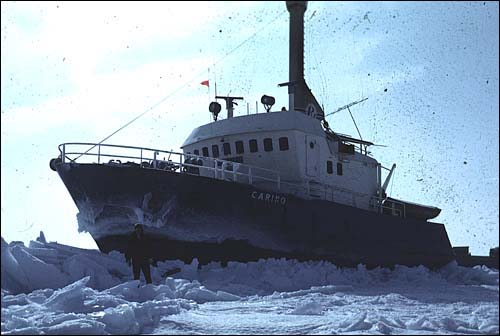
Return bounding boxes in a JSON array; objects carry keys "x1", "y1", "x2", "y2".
[
  {"x1": 17, "y1": 221, "x2": 34, "y2": 233},
  {"x1": 73, "y1": 80, "x2": 192, "y2": 161},
  {"x1": 307, "y1": 26, "x2": 326, "y2": 111},
  {"x1": 347, "y1": 106, "x2": 362, "y2": 140},
  {"x1": 211, "y1": 10, "x2": 287, "y2": 69},
  {"x1": 304, "y1": 6, "x2": 326, "y2": 111},
  {"x1": 316, "y1": 52, "x2": 329, "y2": 113},
  {"x1": 74, "y1": 9, "x2": 287, "y2": 161}
]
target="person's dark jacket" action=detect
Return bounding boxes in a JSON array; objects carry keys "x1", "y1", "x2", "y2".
[{"x1": 125, "y1": 232, "x2": 152, "y2": 264}]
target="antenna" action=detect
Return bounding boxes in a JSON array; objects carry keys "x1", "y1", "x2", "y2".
[
  {"x1": 327, "y1": 97, "x2": 368, "y2": 140},
  {"x1": 326, "y1": 97, "x2": 368, "y2": 117}
]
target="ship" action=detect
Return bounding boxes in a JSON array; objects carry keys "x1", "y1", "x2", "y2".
[{"x1": 50, "y1": 1, "x2": 498, "y2": 270}]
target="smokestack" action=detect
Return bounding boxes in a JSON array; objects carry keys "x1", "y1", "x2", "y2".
[
  {"x1": 284, "y1": 1, "x2": 325, "y2": 120},
  {"x1": 286, "y1": 1, "x2": 307, "y2": 86}
]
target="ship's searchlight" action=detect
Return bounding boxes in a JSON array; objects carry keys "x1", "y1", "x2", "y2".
[
  {"x1": 209, "y1": 101, "x2": 221, "y2": 121},
  {"x1": 261, "y1": 95, "x2": 275, "y2": 113}
]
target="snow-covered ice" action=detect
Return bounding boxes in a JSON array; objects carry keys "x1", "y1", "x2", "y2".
[{"x1": 1, "y1": 233, "x2": 498, "y2": 335}]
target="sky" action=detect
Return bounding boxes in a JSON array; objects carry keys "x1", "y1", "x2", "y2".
[
  {"x1": 1, "y1": 1, "x2": 499, "y2": 256},
  {"x1": 2, "y1": 237, "x2": 499, "y2": 334}
]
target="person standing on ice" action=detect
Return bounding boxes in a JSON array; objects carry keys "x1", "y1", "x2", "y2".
[{"x1": 125, "y1": 223, "x2": 153, "y2": 284}]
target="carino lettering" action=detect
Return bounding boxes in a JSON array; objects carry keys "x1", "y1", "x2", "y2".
[{"x1": 251, "y1": 191, "x2": 286, "y2": 205}]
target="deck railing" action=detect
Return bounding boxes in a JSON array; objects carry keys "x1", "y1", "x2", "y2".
[{"x1": 58, "y1": 142, "x2": 405, "y2": 217}]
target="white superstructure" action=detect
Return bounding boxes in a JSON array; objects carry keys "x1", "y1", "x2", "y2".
[{"x1": 181, "y1": 109, "x2": 383, "y2": 211}]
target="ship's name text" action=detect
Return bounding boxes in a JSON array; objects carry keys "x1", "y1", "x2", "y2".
[{"x1": 251, "y1": 191, "x2": 287, "y2": 205}]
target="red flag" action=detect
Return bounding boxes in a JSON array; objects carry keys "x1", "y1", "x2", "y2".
[{"x1": 200, "y1": 80, "x2": 209, "y2": 87}]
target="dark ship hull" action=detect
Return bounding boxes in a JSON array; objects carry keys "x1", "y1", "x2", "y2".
[{"x1": 55, "y1": 161, "x2": 456, "y2": 269}]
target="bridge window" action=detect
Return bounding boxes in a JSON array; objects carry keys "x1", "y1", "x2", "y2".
[
  {"x1": 202, "y1": 147, "x2": 209, "y2": 157},
  {"x1": 263, "y1": 138, "x2": 273, "y2": 152},
  {"x1": 249, "y1": 139, "x2": 258, "y2": 153},
  {"x1": 223, "y1": 143, "x2": 231, "y2": 155},
  {"x1": 194, "y1": 149, "x2": 199, "y2": 156},
  {"x1": 279, "y1": 137, "x2": 289, "y2": 151},
  {"x1": 212, "y1": 144, "x2": 219, "y2": 158},
  {"x1": 235, "y1": 140, "x2": 244, "y2": 154},
  {"x1": 327, "y1": 160, "x2": 333, "y2": 174},
  {"x1": 337, "y1": 162, "x2": 343, "y2": 176}
]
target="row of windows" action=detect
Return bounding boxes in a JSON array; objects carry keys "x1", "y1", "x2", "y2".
[
  {"x1": 193, "y1": 137, "x2": 289, "y2": 158},
  {"x1": 191, "y1": 139, "x2": 343, "y2": 177},
  {"x1": 327, "y1": 160, "x2": 343, "y2": 176}
]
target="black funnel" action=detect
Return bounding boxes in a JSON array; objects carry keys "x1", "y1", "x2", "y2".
[
  {"x1": 285, "y1": 1, "x2": 324, "y2": 120},
  {"x1": 286, "y1": 1, "x2": 307, "y2": 86}
]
